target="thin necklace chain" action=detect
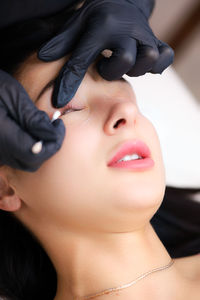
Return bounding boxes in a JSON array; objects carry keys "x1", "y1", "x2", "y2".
[{"x1": 75, "y1": 259, "x2": 174, "y2": 300}]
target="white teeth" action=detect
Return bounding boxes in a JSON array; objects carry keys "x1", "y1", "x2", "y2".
[{"x1": 118, "y1": 154, "x2": 142, "y2": 162}]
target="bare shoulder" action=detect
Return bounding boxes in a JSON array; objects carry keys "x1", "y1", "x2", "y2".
[{"x1": 174, "y1": 254, "x2": 200, "y2": 282}]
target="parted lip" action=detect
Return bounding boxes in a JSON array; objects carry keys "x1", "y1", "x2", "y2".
[{"x1": 107, "y1": 139, "x2": 151, "y2": 166}]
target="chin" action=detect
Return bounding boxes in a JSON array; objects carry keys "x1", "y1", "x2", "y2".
[
  {"x1": 110, "y1": 173, "x2": 166, "y2": 213},
  {"x1": 106, "y1": 186, "x2": 165, "y2": 232}
]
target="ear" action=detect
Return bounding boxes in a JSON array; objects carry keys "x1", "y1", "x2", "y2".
[
  {"x1": 0, "y1": 194, "x2": 21, "y2": 212},
  {"x1": 0, "y1": 171, "x2": 21, "y2": 212}
]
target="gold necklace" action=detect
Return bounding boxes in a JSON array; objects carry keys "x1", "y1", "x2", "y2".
[{"x1": 75, "y1": 259, "x2": 174, "y2": 300}]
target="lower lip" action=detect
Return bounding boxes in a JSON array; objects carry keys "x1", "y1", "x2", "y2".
[{"x1": 108, "y1": 158, "x2": 155, "y2": 171}]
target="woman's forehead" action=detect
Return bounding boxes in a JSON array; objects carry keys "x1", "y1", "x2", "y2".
[
  {"x1": 15, "y1": 54, "x2": 68, "y2": 100},
  {"x1": 15, "y1": 51, "x2": 134, "y2": 104}
]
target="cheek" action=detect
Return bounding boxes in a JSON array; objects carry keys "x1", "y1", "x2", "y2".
[
  {"x1": 13, "y1": 111, "x2": 166, "y2": 232},
  {"x1": 104, "y1": 116, "x2": 166, "y2": 215},
  {"x1": 131, "y1": 116, "x2": 166, "y2": 207},
  {"x1": 14, "y1": 117, "x2": 101, "y2": 227}
]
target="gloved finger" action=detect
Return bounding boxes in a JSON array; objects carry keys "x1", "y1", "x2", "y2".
[
  {"x1": 97, "y1": 38, "x2": 137, "y2": 81},
  {"x1": 29, "y1": 116, "x2": 66, "y2": 144},
  {"x1": 22, "y1": 109, "x2": 65, "y2": 142},
  {"x1": 0, "y1": 114, "x2": 65, "y2": 172},
  {"x1": 127, "y1": 44, "x2": 159, "y2": 77},
  {"x1": 151, "y1": 41, "x2": 174, "y2": 74},
  {"x1": 22, "y1": 120, "x2": 66, "y2": 172},
  {"x1": 13, "y1": 138, "x2": 64, "y2": 172},
  {"x1": 25, "y1": 140, "x2": 63, "y2": 172},
  {"x1": 38, "y1": 9, "x2": 83, "y2": 61},
  {"x1": 52, "y1": 32, "x2": 103, "y2": 108},
  {"x1": 0, "y1": 70, "x2": 62, "y2": 141}
]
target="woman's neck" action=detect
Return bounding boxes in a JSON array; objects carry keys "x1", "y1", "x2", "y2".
[{"x1": 36, "y1": 223, "x2": 174, "y2": 300}]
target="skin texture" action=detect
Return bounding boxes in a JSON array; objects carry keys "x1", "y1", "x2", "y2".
[{"x1": 0, "y1": 54, "x2": 199, "y2": 300}]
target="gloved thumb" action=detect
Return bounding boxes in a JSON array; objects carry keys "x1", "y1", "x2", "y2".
[{"x1": 51, "y1": 30, "x2": 102, "y2": 108}]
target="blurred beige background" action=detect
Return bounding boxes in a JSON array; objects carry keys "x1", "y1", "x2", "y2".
[{"x1": 150, "y1": 0, "x2": 200, "y2": 102}]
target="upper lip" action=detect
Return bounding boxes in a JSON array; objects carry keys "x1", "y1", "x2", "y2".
[{"x1": 107, "y1": 139, "x2": 151, "y2": 166}]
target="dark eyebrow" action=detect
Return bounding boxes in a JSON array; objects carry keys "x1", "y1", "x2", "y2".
[{"x1": 35, "y1": 79, "x2": 55, "y2": 102}]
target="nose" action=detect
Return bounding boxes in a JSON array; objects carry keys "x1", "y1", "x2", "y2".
[{"x1": 104, "y1": 101, "x2": 138, "y2": 135}]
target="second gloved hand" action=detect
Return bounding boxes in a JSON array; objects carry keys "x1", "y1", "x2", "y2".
[
  {"x1": 0, "y1": 70, "x2": 65, "y2": 172},
  {"x1": 38, "y1": 0, "x2": 174, "y2": 108}
]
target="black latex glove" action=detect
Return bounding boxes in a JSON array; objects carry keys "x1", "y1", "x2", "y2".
[
  {"x1": 0, "y1": 0, "x2": 80, "y2": 29},
  {"x1": 0, "y1": 70, "x2": 65, "y2": 172},
  {"x1": 38, "y1": 0, "x2": 174, "y2": 108}
]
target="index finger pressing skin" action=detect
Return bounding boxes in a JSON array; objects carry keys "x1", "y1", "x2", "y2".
[{"x1": 52, "y1": 31, "x2": 104, "y2": 108}]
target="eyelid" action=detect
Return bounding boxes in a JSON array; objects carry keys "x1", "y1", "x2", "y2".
[
  {"x1": 60, "y1": 103, "x2": 85, "y2": 116},
  {"x1": 37, "y1": 79, "x2": 86, "y2": 116},
  {"x1": 36, "y1": 79, "x2": 55, "y2": 102},
  {"x1": 46, "y1": 80, "x2": 55, "y2": 90}
]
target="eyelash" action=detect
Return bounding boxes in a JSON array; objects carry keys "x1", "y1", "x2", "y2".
[
  {"x1": 61, "y1": 104, "x2": 83, "y2": 116},
  {"x1": 49, "y1": 84, "x2": 84, "y2": 116}
]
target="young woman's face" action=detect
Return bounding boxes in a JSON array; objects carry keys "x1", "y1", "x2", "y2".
[{"x1": 11, "y1": 54, "x2": 165, "y2": 233}]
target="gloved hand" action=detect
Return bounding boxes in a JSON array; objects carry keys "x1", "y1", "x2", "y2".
[
  {"x1": 0, "y1": 70, "x2": 65, "y2": 172},
  {"x1": 38, "y1": 0, "x2": 174, "y2": 108}
]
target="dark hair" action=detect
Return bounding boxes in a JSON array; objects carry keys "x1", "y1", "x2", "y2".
[
  {"x1": 0, "y1": 211, "x2": 57, "y2": 300},
  {"x1": 0, "y1": 2, "x2": 79, "y2": 74},
  {"x1": 0, "y1": 6, "x2": 78, "y2": 300}
]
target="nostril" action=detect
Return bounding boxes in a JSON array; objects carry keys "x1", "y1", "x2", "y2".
[{"x1": 113, "y1": 118, "x2": 126, "y2": 129}]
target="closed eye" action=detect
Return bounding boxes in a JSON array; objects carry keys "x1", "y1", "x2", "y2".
[
  {"x1": 36, "y1": 78, "x2": 85, "y2": 115},
  {"x1": 60, "y1": 103, "x2": 85, "y2": 116}
]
